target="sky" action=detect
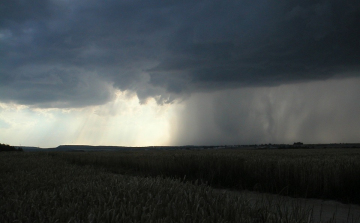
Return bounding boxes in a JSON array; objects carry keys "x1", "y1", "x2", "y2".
[{"x1": 1, "y1": 0, "x2": 360, "y2": 147}]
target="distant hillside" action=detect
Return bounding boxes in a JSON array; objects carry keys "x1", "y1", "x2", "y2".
[
  {"x1": 19, "y1": 146, "x2": 46, "y2": 152},
  {"x1": 47, "y1": 145, "x2": 137, "y2": 152},
  {"x1": 13, "y1": 143, "x2": 360, "y2": 152}
]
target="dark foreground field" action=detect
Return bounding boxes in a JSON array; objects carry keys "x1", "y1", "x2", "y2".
[{"x1": 1, "y1": 148, "x2": 360, "y2": 222}]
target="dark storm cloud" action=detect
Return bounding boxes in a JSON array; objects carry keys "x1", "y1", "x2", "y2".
[
  {"x1": 1, "y1": 0, "x2": 359, "y2": 107},
  {"x1": 0, "y1": 0, "x2": 50, "y2": 26},
  {"x1": 0, "y1": 0, "x2": 173, "y2": 106},
  {"x1": 150, "y1": 1, "x2": 360, "y2": 94},
  {"x1": 0, "y1": 65, "x2": 114, "y2": 107}
]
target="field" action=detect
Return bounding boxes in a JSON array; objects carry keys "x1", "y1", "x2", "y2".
[{"x1": 1, "y1": 148, "x2": 360, "y2": 222}]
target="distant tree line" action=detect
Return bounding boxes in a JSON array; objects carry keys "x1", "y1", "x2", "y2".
[{"x1": 0, "y1": 143, "x2": 23, "y2": 152}]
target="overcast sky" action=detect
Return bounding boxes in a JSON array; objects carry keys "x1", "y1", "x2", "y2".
[{"x1": 1, "y1": 0, "x2": 359, "y2": 147}]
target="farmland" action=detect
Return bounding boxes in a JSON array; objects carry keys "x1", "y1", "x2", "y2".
[
  {"x1": 1, "y1": 148, "x2": 360, "y2": 222},
  {"x1": 57, "y1": 148, "x2": 360, "y2": 204}
]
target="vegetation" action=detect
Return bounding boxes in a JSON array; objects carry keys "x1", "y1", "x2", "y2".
[
  {"x1": 1, "y1": 153, "x2": 315, "y2": 223},
  {"x1": 0, "y1": 143, "x2": 23, "y2": 152},
  {"x1": 55, "y1": 148, "x2": 360, "y2": 205},
  {"x1": 2, "y1": 148, "x2": 360, "y2": 222}
]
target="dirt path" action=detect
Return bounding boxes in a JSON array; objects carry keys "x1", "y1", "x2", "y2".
[{"x1": 223, "y1": 190, "x2": 360, "y2": 223}]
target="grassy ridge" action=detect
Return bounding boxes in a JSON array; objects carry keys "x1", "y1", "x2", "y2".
[
  {"x1": 55, "y1": 148, "x2": 360, "y2": 204},
  {"x1": 1, "y1": 153, "x2": 314, "y2": 223}
]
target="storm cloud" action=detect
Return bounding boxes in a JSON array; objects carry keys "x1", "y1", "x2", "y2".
[
  {"x1": 1, "y1": 0, "x2": 360, "y2": 106},
  {"x1": 148, "y1": 1, "x2": 360, "y2": 95},
  {"x1": 1, "y1": 0, "x2": 360, "y2": 146}
]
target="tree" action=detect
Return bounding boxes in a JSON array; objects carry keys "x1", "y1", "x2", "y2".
[{"x1": 0, "y1": 143, "x2": 23, "y2": 152}]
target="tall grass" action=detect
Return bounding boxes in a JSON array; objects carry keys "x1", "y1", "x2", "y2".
[
  {"x1": 55, "y1": 148, "x2": 360, "y2": 204},
  {"x1": 1, "y1": 152, "x2": 316, "y2": 222}
]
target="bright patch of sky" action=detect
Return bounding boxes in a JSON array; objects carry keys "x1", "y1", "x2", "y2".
[{"x1": 0, "y1": 91, "x2": 176, "y2": 148}]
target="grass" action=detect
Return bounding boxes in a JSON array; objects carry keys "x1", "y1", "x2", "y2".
[
  {"x1": 55, "y1": 148, "x2": 360, "y2": 204},
  {"x1": 1, "y1": 152, "x2": 315, "y2": 222},
  {"x1": 2, "y1": 149, "x2": 360, "y2": 222}
]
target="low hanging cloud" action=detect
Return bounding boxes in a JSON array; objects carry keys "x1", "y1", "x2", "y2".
[
  {"x1": 0, "y1": 65, "x2": 115, "y2": 108},
  {"x1": 1, "y1": 0, "x2": 360, "y2": 107}
]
